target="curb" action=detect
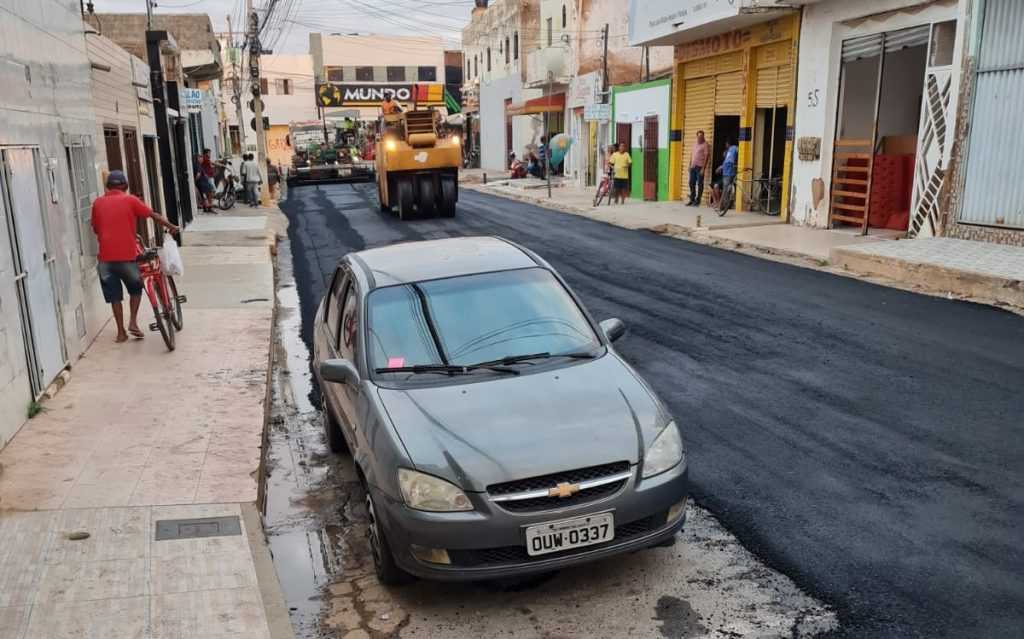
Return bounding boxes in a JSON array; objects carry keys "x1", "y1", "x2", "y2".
[
  {"x1": 469, "y1": 184, "x2": 1024, "y2": 315},
  {"x1": 831, "y1": 246, "x2": 1024, "y2": 311}
]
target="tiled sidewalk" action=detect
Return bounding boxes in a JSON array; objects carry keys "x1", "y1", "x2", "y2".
[{"x1": 0, "y1": 207, "x2": 291, "y2": 639}]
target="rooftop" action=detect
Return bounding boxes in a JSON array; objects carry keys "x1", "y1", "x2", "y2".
[{"x1": 353, "y1": 236, "x2": 538, "y2": 288}]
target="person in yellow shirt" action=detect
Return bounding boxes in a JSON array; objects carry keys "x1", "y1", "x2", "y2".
[{"x1": 608, "y1": 142, "x2": 632, "y2": 204}]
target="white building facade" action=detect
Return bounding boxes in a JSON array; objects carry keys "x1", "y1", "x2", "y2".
[
  {"x1": 462, "y1": 0, "x2": 542, "y2": 172},
  {"x1": 790, "y1": 0, "x2": 968, "y2": 237},
  {"x1": 1, "y1": 0, "x2": 104, "y2": 446}
]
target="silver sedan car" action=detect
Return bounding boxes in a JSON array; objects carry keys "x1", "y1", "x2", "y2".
[{"x1": 313, "y1": 236, "x2": 689, "y2": 583}]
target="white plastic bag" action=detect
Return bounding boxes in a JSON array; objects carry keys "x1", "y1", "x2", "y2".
[{"x1": 159, "y1": 236, "x2": 184, "y2": 277}]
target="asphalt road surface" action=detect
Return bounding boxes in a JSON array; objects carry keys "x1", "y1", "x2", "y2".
[{"x1": 279, "y1": 182, "x2": 1024, "y2": 638}]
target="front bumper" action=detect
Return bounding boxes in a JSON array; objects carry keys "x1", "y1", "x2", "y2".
[{"x1": 372, "y1": 461, "x2": 689, "y2": 581}]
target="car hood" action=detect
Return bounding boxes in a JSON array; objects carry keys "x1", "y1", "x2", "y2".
[{"x1": 376, "y1": 353, "x2": 670, "y2": 492}]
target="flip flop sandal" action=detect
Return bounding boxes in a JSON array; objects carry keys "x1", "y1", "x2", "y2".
[{"x1": 129, "y1": 327, "x2": 145, "y2": 339}]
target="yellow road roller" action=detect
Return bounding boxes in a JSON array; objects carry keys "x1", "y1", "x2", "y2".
[{"x1": 375, "y1": 109, "x2": 461, "y2": 219}]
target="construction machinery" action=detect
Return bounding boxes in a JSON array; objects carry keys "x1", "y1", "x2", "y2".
[
  {"x1": 286, "y1": 120, "x2": 374, "y2": 187},
  {"x1": 375, "y1": 109, "x2": 460, "y2": 219}
]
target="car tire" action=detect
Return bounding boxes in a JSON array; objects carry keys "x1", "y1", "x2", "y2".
[
  {"x1": 322, "y1": 397, "x2": 348, "y2": 454},
  {"x1": 365, "y1": 486, "x2": 413, "y2": 586}
]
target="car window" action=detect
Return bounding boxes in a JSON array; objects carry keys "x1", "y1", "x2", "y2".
[
  {"x1": 367, "y1": 267, "x2": 599, "y2": 372},
  {"x1": 338, "y1": 281, "x2": 359, "y2": 362},
  {"x1": 326, "y1": 269, "x2": 347, "y2": 350}
]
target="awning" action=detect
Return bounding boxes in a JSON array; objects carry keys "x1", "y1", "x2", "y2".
[{"x1": 507, "y1": 93, "x2": 565, "y2": 116}]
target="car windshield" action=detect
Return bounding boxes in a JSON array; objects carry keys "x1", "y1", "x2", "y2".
[{"x1": 367, "y1": 268, "x2": 600, "y2": 374}]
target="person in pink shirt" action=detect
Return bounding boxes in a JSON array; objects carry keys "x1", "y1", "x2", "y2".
[{"x1": 688, "y1": 130, "x2": 710, "y2": 206}]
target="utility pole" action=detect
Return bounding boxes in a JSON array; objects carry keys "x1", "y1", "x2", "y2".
[
  {"x1": 644, "y1": 46, "x2": 650, "y2": 82},
  {"x1": 546, "y1": 72, "x2": 553, "y2": 199},
  {"x1": 227, "y1": 14, "x2": 247, "y2": 156},
  {"x1": 246, "y1": 0, "x2": 269, "y2": 204},
  {"x1": 145, "y1": 0, "x2": 153, "y2": 30},
  {"x1": 601, "y1": 24, "x2": 609, "y2": 102}
]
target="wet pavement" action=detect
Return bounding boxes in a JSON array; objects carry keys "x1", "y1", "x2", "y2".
[{"x1": 272, "y1": 183, "x2": 1024, "y2": 638}]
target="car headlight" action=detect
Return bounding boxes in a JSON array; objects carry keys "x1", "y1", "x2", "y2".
[
  {"x1": 452, "y1": 135, "x2": 461, "y2": 146},
  {"x1": 398, "y1": 468, "x2": 473, "y2": 512},
  {"x1": 384, "y1": 138, "x2": 397, "y2": 152},
  {"x1": 642, "y1": 422, "x2": 684, "y2": 479}
]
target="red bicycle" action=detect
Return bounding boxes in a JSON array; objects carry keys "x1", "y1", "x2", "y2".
[
  {"x1": 135, "y1": 238, "x2": 185, "y2": 351},
  {"x1": 593, "y1": 167, "x2": 613, "y2": 207}
]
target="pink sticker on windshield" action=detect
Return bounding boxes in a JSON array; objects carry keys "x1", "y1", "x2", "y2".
[{"x1": 387, "y1": 357, "x2": 406, "y2": 368}]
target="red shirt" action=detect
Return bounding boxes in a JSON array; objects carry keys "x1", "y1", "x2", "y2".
[{"x1": 91, "y1": 190, "x2": 152, "y2": 262}]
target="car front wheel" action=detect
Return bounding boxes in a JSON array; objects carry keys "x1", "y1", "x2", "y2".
[{"x1": 365, "y1": 488, "x2": 413, "y2": 585}]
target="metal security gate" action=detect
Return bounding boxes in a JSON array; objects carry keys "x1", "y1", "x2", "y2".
[
  {"x1": 643, "y1": 116, "x2": 658, "y2": 201},
  {"x1": 682, "y1": 77, "x2": 714, "y2": 204},
  {"x1": 104, "y1": 125, "x2": 123, "y2": 173},
  {"x1": 1, "y1": 148, "x2": 67, "y2": 396},
  {"x1": 959, "y1": 0, "x2": 1024, "y2": 229}
]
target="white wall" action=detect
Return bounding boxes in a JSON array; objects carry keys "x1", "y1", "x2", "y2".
[
  {"x1": 319, "y1": 34, "x2": 446, "y2": 82},
  {"x1": 614, "y1": 83, "x2": 671, "y2": 149},
  {"x1": 479, "y1": 75, "x2": 540, "y2": 172},
  {"x1": 1, "y1": 0, "x2": 99, "y2": 447},
  {"x1": 789, "y1": 0, "x2": 962, "y2": 227}
]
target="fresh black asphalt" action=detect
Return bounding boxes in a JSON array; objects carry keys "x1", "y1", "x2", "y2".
[{"x1": 280, "y1": 183, "x2": 1024, "y2": 638}]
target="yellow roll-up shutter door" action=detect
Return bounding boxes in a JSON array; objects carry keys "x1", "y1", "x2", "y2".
[
  {"x1": 682, "y1": 76, "x2": 714, "y2": 203},
  {"x1": 756, "y1": 65, "x2": 793, "y2": 108},
  {"x1": 715, "y1": 71, "x2": 743, "y2": 115}
]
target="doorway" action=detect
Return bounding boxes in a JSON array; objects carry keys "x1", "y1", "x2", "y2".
[
  {"x1": 711, "y1": 115, "x2": 740, "y2": 172},
  {"x1": 504, "y1": 98, "x2": 513, "y2": 166},
  {"x1": 1, "y1": 148, "x2": 67, "y2": 396},
  {"x1": 752, "y1": 106, "x2": 787, "y2": 213},
  {"x1": 830, "y1": 26, "x2": 929, "y2": 233}
]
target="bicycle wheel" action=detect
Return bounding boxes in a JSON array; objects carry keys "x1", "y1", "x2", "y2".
[
  {"x1": 718, "y1": 183, "x2": 734, "y2": 216},
  {"x1": 167, "y1": 276, "x2": 183, "y2": 331},
  {"x1": 152, "y1": 298, "x2": 175, "y2": 351}
]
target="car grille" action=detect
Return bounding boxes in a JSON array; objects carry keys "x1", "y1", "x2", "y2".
[
  {"x1": 487, "y1": 461, "x2": 632, "y2": 513},
  {"x1": 447, "y1": 512, "x2": 667, "y2": 567}
]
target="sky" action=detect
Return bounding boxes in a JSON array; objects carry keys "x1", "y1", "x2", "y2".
[{"x1": 93, "y1": 0, "x2": 475, "y2": 54}]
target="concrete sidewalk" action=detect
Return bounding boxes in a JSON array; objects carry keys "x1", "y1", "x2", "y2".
[
  {"x1": 0, "y1": 207, "x2": 292, "y2": 639},
  {"x1": 470, "y1": 181, "x2": 1024, "y2": 310}
]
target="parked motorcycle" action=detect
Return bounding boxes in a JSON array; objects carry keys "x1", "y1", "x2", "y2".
[{"x1": 214, "y1": 161, "x2": 240, "y2": 210}]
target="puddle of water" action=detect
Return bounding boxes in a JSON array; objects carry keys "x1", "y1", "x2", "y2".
[{"x1": 264, "y1": 235, "x2": 359, "y2": 638}]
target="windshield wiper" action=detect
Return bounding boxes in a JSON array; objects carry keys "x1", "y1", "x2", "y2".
[
  {"x1": 375, "y1": 363, "x2": 520, "y2": 376},
  {"x1": 466, "y1": 350, "x2": 599, "y2": 369}
]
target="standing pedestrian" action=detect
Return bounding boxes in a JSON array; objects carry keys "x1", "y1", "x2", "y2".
[
  {"x1": 688, "y1": 130, "x2": 710, "y2": 206},
  {"x1": 196, "y1": 149, "x2": 216, "y2": 212},
  {"x1": 91, "y1": 170, "x2": 178, "y2": 343},
  {"x1": 608, "y1": 141, "x2": 632, "y2": 205},
  {"x1": 242, "y1": 153, "x2": 262, "y2": 207},
  {"x1": 715, "y1": 139, "x2": 739, "y2": 212},
  {"x1": 239, "y1": 154, "x2": 250, "y2": 204}
]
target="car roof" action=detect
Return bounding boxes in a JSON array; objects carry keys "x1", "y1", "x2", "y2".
[{"x1": 350, "y1": 236, "x2": 540, "y2": 289}]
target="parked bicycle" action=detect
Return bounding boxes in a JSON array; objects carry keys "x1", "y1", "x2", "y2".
[
  {"x1": 135, "y1": 236, "x2": 185, "y2": 351},
  {"x1": 593, "y1": 167, "x2": 613, "y2": 207}
]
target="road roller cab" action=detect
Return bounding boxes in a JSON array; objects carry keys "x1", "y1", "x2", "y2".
[{"x1": 376, "y1": 109, "x2": 461, "y2": 219}]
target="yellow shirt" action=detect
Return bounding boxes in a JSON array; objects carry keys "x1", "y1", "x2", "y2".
[{"x1": 610, "y1": 151, "x2": 632, "y2": 179}]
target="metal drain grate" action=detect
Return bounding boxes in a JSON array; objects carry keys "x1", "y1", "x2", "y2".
[{"x1": 154, "y1": 516, "x2": 242, "y2": 541}]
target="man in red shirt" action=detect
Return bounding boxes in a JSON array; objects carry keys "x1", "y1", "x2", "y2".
[{"x1": 91, "y1": 170, "x2": 178, "y2": 342}]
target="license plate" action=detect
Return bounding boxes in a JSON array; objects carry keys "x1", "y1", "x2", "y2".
[
  {"x1": 525, "y1": 512, "x2": 614, "y2": 556},
  {"x1": 340, "y1": 168, "x2": 351, "y2": 177}
]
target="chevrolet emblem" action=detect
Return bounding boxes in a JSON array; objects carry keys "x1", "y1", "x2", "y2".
[{"x1": 548, "y1": 482, "x2": 581, "y2": 498}]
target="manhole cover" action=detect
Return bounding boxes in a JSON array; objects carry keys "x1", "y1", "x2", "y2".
[{"x1": 155, "y1": 516, "x2": 242, "y2": 541}]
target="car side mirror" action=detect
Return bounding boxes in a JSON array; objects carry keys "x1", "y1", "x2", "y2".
[
  {"x1": 600, "y1": 318, "x2": 626, "y2": 343},
  {"x1": 320, "y1": 359, "x2": 361, "y2": 386}
]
